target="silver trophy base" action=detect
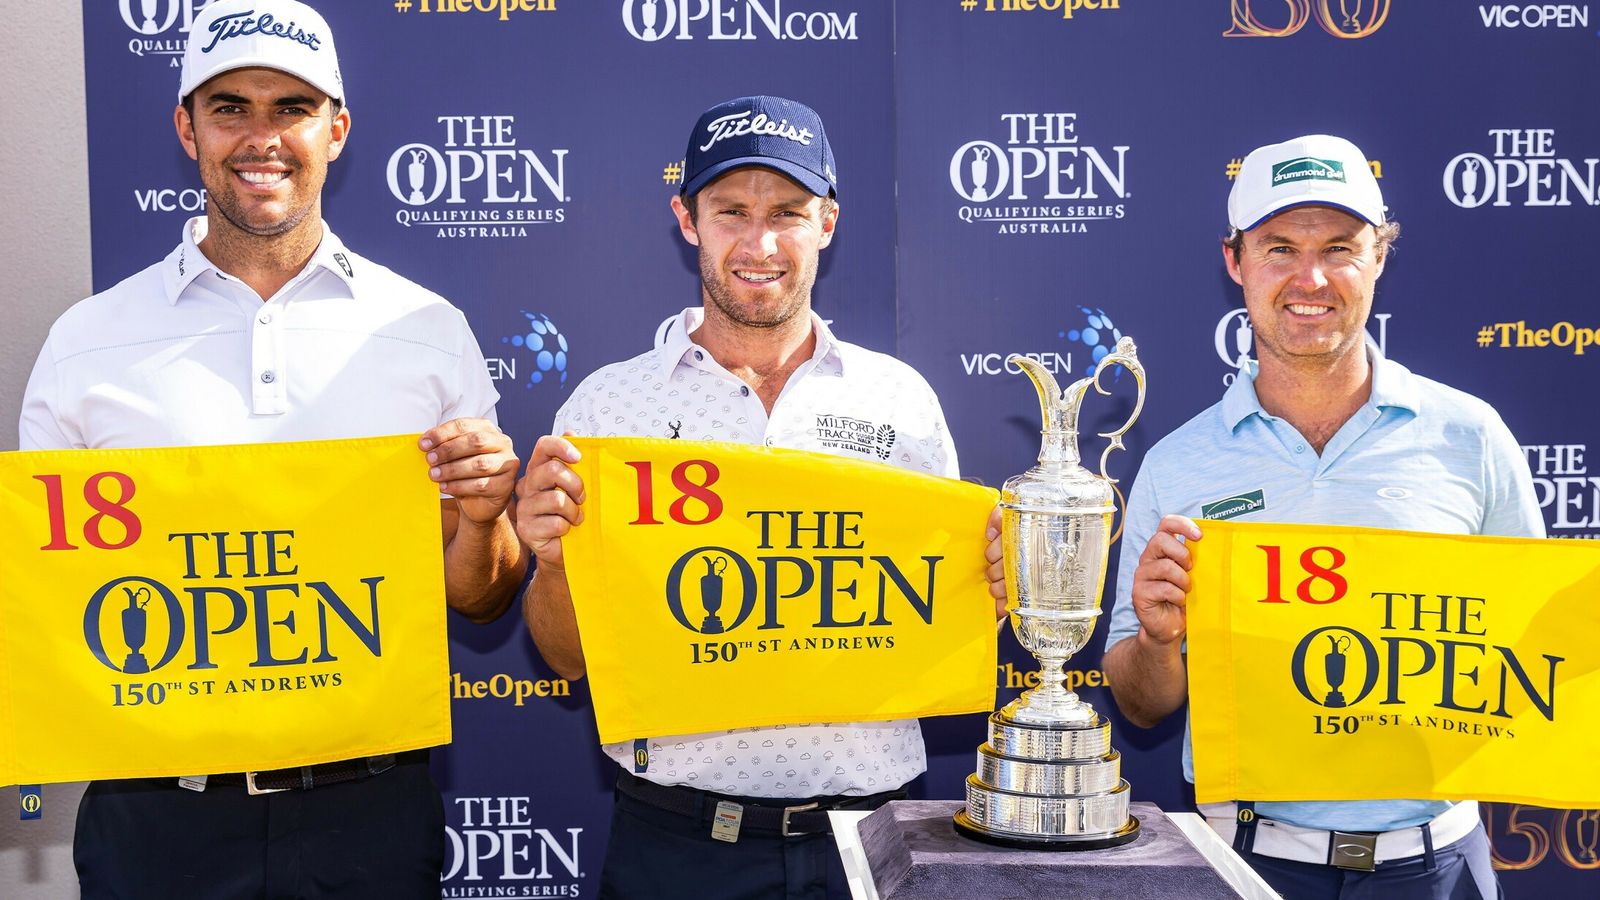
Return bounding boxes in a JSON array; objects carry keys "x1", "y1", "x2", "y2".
[{"x1": 953, "y1": 712, "x2": 1140, "y2": 850}]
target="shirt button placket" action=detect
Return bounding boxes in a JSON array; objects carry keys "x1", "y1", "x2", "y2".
[{"x1": 251, "y1": 303, "x2": 287, "y2": 415}]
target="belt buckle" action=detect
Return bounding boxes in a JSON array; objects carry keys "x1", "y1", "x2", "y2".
[
  {"x1": 245, "y1": 772, "x2": 289, "y2": 796},
  {"x1": 1329, "y1": 831, "x2": 1378, "y2": 871},
  {"x1": 781, "y1": 802, "x2": 821, "y2": 837}
]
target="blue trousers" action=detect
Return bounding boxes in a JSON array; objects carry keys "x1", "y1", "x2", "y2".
[
  {"x1": 74, "y1": 759, "x2": 444, "y2": 900},
  {"x1": 1237, "y1": 824, "x2": 1501, "y2": 900},
  {"x1": 598, "y1": 785, "x2": 852, "y2": 900}
]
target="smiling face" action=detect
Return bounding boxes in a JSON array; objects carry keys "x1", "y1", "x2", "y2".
[
  {"x1": 175, "y1": 67, "x2": 349, "y2": 241},
  {"x1": 671, "y1": 167, "x2": 838, "y2": 330},
  {"x1": 1224, "y1": 205, "x2": 1386, "y2": 372}
]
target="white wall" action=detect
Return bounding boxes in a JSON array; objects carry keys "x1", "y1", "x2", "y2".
[{"x1": 0, "y1": 0, "x2": 93, "y2": 895}]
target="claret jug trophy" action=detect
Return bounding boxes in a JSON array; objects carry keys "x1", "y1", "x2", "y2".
[{"x1": 953, "y1": 336, "x2": 1146, "y2": 849}]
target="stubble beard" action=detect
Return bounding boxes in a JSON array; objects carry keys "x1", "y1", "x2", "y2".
[
  {"x1": 698, "y1": 248, "x2": 815, "y2": 330},
  {"x1": 199, "y1": 147, "x2": 317, "y2": 239}
]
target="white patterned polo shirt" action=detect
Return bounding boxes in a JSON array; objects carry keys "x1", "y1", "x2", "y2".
[{"x1": 553, "y1": 306, "x2": 960, "y2": 798}]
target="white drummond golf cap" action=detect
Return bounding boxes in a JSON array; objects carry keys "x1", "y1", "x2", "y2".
[
  {"x1": 179, "y1": 0, "x2": 343, "y2": 104},
  {"x1": 1227, "y1": 135, "x2": 1384, "y2": 231}
]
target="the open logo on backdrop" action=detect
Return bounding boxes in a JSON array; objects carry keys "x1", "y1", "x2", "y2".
[
  {"x1": 949, "y1": 112, "x2": 1128, "y2": 236},
  {"x1": 387, "y1": 115, "x2": 570, "y2": 240}
]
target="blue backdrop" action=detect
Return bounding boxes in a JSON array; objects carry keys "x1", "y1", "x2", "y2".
[{"x1": 83, "y1": 1, "x2": 1600, "y2": 895}]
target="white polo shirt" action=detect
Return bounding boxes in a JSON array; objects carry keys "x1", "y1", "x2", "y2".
[
  {"x1": 555, "y1": 306, "x2": 960, "y2": 798},
  {"x1": 20, "y1": 216, "x2": 497, "y2": 451}
]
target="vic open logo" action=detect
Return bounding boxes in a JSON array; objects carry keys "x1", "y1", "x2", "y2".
[{"x1": 621, "y1": 0, "x2": 859, "y2": 41}]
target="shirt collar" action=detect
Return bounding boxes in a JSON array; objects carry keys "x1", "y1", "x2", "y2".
[
  {"x1": 161, "y1": 216, "x2": 357, "y2": 305},
  {"x1": 654, "y1": 306, "x2": 845, "y2": 375},
  {"x1": 1221, "y1": 335, "x2": 1422, "y2": 431}
]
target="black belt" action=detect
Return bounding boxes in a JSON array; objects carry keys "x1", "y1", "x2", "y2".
[
  {"x1": 616, "y1": 769, "x2": 904, "y2": 837},
  {"x1": 206, "y1": 749, "x2": 429, "y2": 794}
]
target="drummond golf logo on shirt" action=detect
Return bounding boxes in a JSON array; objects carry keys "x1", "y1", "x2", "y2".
[
  {"x1": 1271, "y1": 157, "x2": 1346, "y2": 186},
  {"x1": 1201, "y1": 489, "x2": 1265, "y2": 520}
]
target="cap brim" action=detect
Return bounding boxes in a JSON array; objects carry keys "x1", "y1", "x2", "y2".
[
  {"x1": 682, "y1": 157, "x2": 831, "y2": 198},
  {"x1": 181, "y1": 57, "x2": 343, "y2": 104},
  {"x1": 1235, "y1": 198, "x2": 1383, "y2": 232}
]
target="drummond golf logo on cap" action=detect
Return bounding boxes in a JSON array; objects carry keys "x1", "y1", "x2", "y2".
[{"x1": 1271, "y1": 157, "x2": 1346, "y2": 186}]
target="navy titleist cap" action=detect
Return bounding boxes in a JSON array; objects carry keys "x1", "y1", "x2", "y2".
[{"x1": 681, "y1": 96, "x2": 836, "y2": 198}]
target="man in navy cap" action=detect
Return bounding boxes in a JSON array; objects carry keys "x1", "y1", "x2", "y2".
[{"x1": 514, "y1": 96, "x2": 1005, "y2": 899}]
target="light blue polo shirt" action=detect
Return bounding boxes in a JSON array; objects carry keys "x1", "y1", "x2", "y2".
[{"x1": 1105, "y1": 344, "x2": 1544, "y2": 831}]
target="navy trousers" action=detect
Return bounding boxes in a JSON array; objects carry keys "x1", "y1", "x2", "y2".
[
  {"x1": 1237, "y1": 825, "x2": 1501, "y2": 900},
  {"x1": 598, "y1": 785, "x2": 853, "y2": 900},
  {"x1": 74, "y1": 759, "x2": 444, "y2": 900}
]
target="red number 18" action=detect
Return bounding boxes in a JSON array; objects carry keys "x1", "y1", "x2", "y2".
[
  {"x1": 34, "y1": 472, "x2": 143, "y2": 551},
  {"x1": 1257, "y1": 544, "x2": 1348, "y2": 604}
]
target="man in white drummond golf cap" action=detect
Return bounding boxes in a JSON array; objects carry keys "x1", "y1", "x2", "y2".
[
  {"x1": 21, "y1": 1, "x2": 526, "y2": 895},
  {"x1": 1102, "y1": 134, "x2": 1542, "y2": 899}
]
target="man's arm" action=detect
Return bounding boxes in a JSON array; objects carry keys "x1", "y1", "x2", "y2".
[
  {"x1": 516, "y1": 434, "x2": 589, "y2": 680},
  {"x1": 423, "y1": 418, "x2": 527, "y2": 622},
  {"x1": 1103, "y1": 509, "x2": 1202, "y2": 729}
]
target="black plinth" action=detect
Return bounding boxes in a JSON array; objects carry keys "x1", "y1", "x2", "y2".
[{"x1": 858, "y1": 800, "x2": 1241, "y2": 899}]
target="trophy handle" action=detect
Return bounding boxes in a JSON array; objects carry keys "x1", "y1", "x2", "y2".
[{"x1": 1090, "y1": 337, "x2": 1145, "y2": 484}]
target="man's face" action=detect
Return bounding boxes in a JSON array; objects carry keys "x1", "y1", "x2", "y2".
[
  {"x1": 1224, "y1": 206, "x2": 1385, "y2": 368},
  {"x1": 671, "y1": 168, "x2": 838, "y2": 329},
  {"x1": 175, "y1": 67, "x2": 349, "y2": 238}
]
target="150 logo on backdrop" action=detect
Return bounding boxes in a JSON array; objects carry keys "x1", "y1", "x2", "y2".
[
  {"x1": 387, "y1": 115, "x2": 570, "y2": 239},
  {"x1": 1224, "y1": 0, "x2": 1390, "y2": 37},
  {"x1": 621, "y1": 0, "x2": 859, "y2": 41},
  {"x1": 949, "y1": 113, "x2": 1128, "y2": 235}
]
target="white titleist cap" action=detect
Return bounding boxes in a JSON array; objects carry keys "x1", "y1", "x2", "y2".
[
  {"x1": 179, "y1": 0, "x2": 343, "y2": 103},
  {"x1": 1227, "y1": 135, "x2": 1384, "y2": 231}
]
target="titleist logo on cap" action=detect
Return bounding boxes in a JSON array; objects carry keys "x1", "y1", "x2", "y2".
[
  {"x1": 201, "y1": 10, "x2": 323, "y2": 54},
  {"x1": 699, "y1": 111, "x2": 814, "y2": 153}
]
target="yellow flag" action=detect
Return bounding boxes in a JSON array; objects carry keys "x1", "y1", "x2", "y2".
[
  {"x1": 562, "y1": 437, "x2": 999, "y2": 744},
  {"x1": 1187, "y1": 519, "x2": 1600, "y2": 808},
  {"x1": 0, "y1": 436, "x2": 450, "y2": 786}
]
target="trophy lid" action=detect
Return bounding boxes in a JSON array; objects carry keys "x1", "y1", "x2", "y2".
[{"x1": 1002, "y1": 338, "x2": 1145, "y2": 512}]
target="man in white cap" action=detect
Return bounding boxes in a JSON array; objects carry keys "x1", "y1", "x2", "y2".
[
  {"x1": 20, "y1": 1, "x2": 524, "y2": 895},
  {"x1": 1101, "y1": 135, "x2": 1542, "y2": 898}
]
